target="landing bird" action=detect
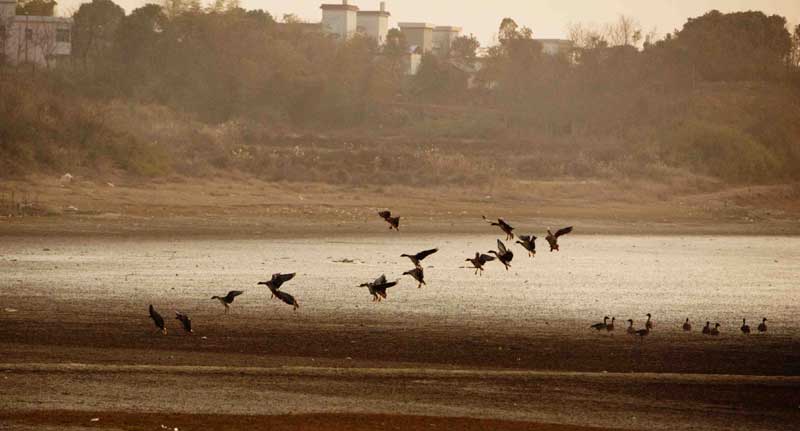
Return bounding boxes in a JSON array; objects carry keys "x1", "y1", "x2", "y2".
[
  {"x1": 591, "y1": 316, "x2": 609, "y2": 331},
  {"x1": 175, "y1": 311, "x2": 193, "y2": 334},
  {"x1": 645, "y1": 313, "x2": 653, "y2": 330},
  {"x1": 272, "y1": 289, "x2": 299, "y2": 311},
  {"x1": 702, "y1": 321, "x2": 711, "y2": 335},
  {"x1": 740, "y1": 318, "x2": 750, "y2": 335},
  {"x1": 483, "y1": 216, "x2": 514, "y2": 240},
  {"x1": 359, "y1": 274, "x2": 399, "y2": 302},
  {"x1": 466, "y1": 252, "x2": 495, "y2": 275},
  {"x1": 258, "y1": 273, "x2": 296, "y2": 298},
  {"x1": 403, "y1": 267, "x2": 426, "y2": 288},
  {"x1": 401, "y1": 248, "x2": 438, "y2": 269},
  {"x1": 606, "y1": 316, "x2": 616, "y2": 332},
  {"x1": 488, "y1": 239, "x2": 513, "y2": 271},
  {"x1": 757, "y1": 318, "x2": 767, "y2": 333},
  {"x1": 378, "y1": 210, "x2": 400, "y2": 231},
  {"x1": 626, "y1": 319, "x2": 635, "y2": 334},
  {"x1": 710, "y1": 323, "x2": 721, "y2": 336},
  {"x1": 149, "y1": 304, "x2": 166, "y2": 335},
  {"x1": 546, "y1": 226, "x2": 573, "y2": 252},
  {"x1": 683, "y1": 318, "x2": 692, "y2": 332},
  {"x1": 515, "y1": 235, "x2": 536, "y2": 257},
  {"x1": 211, "y1": 290, "x2": 244, "y2": 314}
]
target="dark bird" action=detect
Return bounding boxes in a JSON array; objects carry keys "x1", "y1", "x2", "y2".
[
  {"x1": 758, "y1": 318, "x2": 767, "y2": 333},
  {"x1": 359, "y1": 274, "x2": 399, "y2": 302},
  {"x1": 740, "y1": 318, "x2": 751, "y2": 335},
  {"x1": 378, "y1": 210, "x2": 400, "y2": 231},
  {"x1": 702, "y1": 321, "x2": 711, "y2": 335},
  {"x1": 710, "y1": 323, "x2": 721, "y2": 336},
  {"x1": 682, "y1": 318, "x2": 692, "y2": 332},
  {"x1": 488, "y1": 239, "x2": 514, "y2": 271},
  {"x1": 466, "y1": 252, "x2": 495, "y2": 275},
  {"x1": 626, "y1": 319, "x2": 635, "y2": 334},
  {"x1": 483, "y1": 216, "x2": 514, "y2": 240},
  {"x1": 403, "y1": 267, "x2": 426, "y2": 288},
  {"x1": 546, "y1": 226, "x2": 573, "y2": 252},
  {"x1": 606, "y1": 316, "x2": 616, "y2": 332},
  {"x1": 401, "y1": 248, "x2": 438, "y2": 269},
  {"x1": 515, "y1": 235, "x2": 537, "y2": 257},
  {"x1": 211, "y1": 290, "x2": 244, "y2": 314},
  {"x1": 258, "y1": 273, "x2": 297, "y2": 298},
  {"x1": 645, "y1": 313, "x2": 653, "y2": 330},
  {"x1": 635, "y1": 327, "x2": 650, "y2": 340},
  {"x1": 273, "y1": 289, "x2": 299, "y2": 311},
  {"x1": 175, "y1": 311, "x2": 193, "y2": 334},
  {"x1": 591, "y1": 316, "x2": 609, "y2": 331},
  {"x1": 149, "y1": 304, "x2": 166, "y2": 335}
]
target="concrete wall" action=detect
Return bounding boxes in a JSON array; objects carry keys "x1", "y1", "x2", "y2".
[
  {"x1": 433, "y1": 26, "x2": 461, "y2": 57},
  {"x1": 356, "y1": 12, "x2": 389, "y2": 44},
  {"x1": 399, "y1": 23, "x2": 434, "y2": 53},
  {"x1": 1, "y1": 6, "x2": 71, "y2": 68},
  {"x1": 321, "y1": 6, "x2": 358, "y2": 41}
]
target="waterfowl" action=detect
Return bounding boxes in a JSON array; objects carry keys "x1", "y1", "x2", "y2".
[
  {"x1": 359, "y1": 274, "x2": 399, "y2": 302},
  {"x1": 175, "y1": 311, "x2": 193, "y2": 334},
  {"x1": 702, "y1": 321, "x2": 711, "y2": 335},
  {"x1": 258, "y1": 273, "x2": 296, "y2": 298},
  {"x1": 211, "y1": 290, "x2": 244, "y2": 314},
  {"x1": 149, "y1": 305, "x2": 166, "y2": 335},
  {"x1": 466, "y1": 252, "x2": 495, "y2": 275},
  {"x1": 710, "y1": 323, "x2": 720, "y2": 336},
  {"x1": 740, "y1": 318, "x2": 750, "y2": 335},
  {"x1": 515, "y1": 235, "x2": 537, "y2": 257},
  {"x1": 403, "y1": 267, "x2": 426, "y2": 288},
  {"x1": 590, "y1": 316, "x2": 609, "y2": 331},
  {"x1": 545, "y1": 226, "x2": 573, "y2": 252},
  {"x1": 645, "y1": 313, "x2": 653, "y2": 330},
  {"x1": 682, "y1": 318, "x2": 692, "y2": 332},
  {"x1": 378, "y1": 210, "x2": 400, "y2": 231},
  {"x1": 606, "y1": 317, "x2": 616, "y2": 332},
  {"x1": 488, "y1": 239, "x2": 514, "y2": 271},
  {"x1": 635, "y1": 327, "x2": 650, "y2": 340},
  {"x1": 626, "y1": 319, "x2": 635, "y2": 334},
  {"x1": 757, "y1": 318, "x2": 767, "y2": 333},
  {"x1": 401, "y1": 248, "x2": 438, "y2": 269},
  {"x1": 483, "y1": 216, "x2": 514, "y2": 240}
]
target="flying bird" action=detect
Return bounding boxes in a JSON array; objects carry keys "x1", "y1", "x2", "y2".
[
  {"x1": 465, "y1": 252, "x2": 495, "y2": 275},
  {"x1": 175, "y1": 311, "x2": 193, "y2": 334},
  {"x1": 273, "y1": 289, "x2": 299, "y2": 311},
  {"x1": 401, "y1": 248, "x2": 438, "y2": 269},
  {"x1": 591, "y1": 316, "x2": 609, "y2": 331},
  {"x1": 515, "y1": 235, "x2": 537, "y2": 257},
  {"x1": 483, "y1": 216, "x2": 514, "y2": 240},
  {"x1": 740, "y1": 318, "x2": 750, "y2": 335},
  {"x1": 258, "y1": 273, "x2": 296, "y2": 298},
  {"x1": 378, "y1": 210, "x2": 400, "y2": 231},
  {"x1": 546, "y1": 226, "x2": 573, "y2": 252},
  {"x1": 757, "y1": 318, "x2": 767, "y2": 333},
  {"x1": 489, "y1": 239, "x2": 514, "y2": 271},
  {"x1": 211, "y1": 290, "x2": 244, "y2": 314},
  {"x1": 682, "y1": 318, "x2": 692, "y2": 332},
  {"x1": 359, "y1": 274, "x2": 399, "y2": 302},
  {"x1": 403, "y1": 267, "x2": 426, "y2": 288},
  {"x1": 149, "y1": 304, "x2": 166, "y2": 335}
]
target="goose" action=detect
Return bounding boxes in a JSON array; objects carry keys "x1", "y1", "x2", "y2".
[
  {"x1": 175, "y1": 311, "x2": 193, "y2": 334},
  {"x1": 488, "y1": 239, "x2": 514, "y2": 271},
  {"x1": 483, "y1": 216, "x2": 514, "y2": 240},
  {"x1": 757, "y1": 318, "x2": 767, "y2": 333},
  {"x1": 545, "y1": 226, "x2": 573, "y2": 252},
  {"x1": 606, "y1": 316, "x2": 616, "y2": 332},
  {"x1": 211, "y1": 290, "x2": 244, "y2": 314},
  {"x1": 403, "y1": 267, "x2": 426, "y2": 288},
  {"x1": 258, "y1": 273, "x2": 296, "y2": 299},
  {"x1": 702, "y1": 321, "x2": 711, "y2": 335},
  {"x1": 682, "y1": 318, "x2": 692, "y2": 332},
  {"x1": 466, "y1": 252, "x2": 495, "y2": 275},
  {"x1": 590, "y1": 316, "x2": 609, "y2": 331},
  {"x1": 634, "y1": 327, "x2": 650, "y2": 340},
  {"x1": 740, "y1": 318, "x2": 750, "y2": 335},
  {"x1": 710, "y1": 323, "x2": 720, "y2": 336},
  {"x1": 626, "y1": 319, "x2": 635, "y2": 334},
  {"x1": 401, "y1": 248, "x2": 438, "y2": 269},
  {"x1": 645, "y1": 313, "x2": 653, "y2": 330},
  {"x1": 378, "y1": 210, "x2": 400, "y2": 231},
  {"x1": 359, "y1": 274, "x2": 399, "y2": 302},
  {"x1": 149, "y1": 305, "x2": 166, "y2": 335},
  {"x1": 515, "y1": 235, "x2": 537, "y2": 257}
]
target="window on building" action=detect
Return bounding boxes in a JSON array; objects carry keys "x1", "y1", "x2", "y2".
[
  {"x1": 56, "y1": 28, "x2": 70, "y2": 43},
  {"x1": 25, "y1": 28, "x2": 33, "y2": 41}
]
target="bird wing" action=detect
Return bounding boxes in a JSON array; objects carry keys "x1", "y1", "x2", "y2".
[
  {"x1": 374, "y1": 280, "x2": 399, "y2": 290},
  {"x1": 555, "y1": 226, "x2": 573, "y2": 238},
  {"x1": 274, "y1": 290, "x2": 296, "y2": 306},
  {"x1": 374, "y1": 274, "x2": 387, "y2": 285},
  {"x1": 499, "y1": 219, "x2": 513, "y2": 230},
  {"x1": 518, "y1": 235, "x2": 531, "y2": 243},
  {"x1": 415, "y1": 248, "x2": 438, "y2": 260},
  {"x1": 149, "y1": 305, "x2": 164, "y2": 327},
  {"x1": 496, "y1": 239, "x2": 508, "y2": 255},
  {"x1": 378, "y1": 211, "x2": 391, "y2": 220},
  {"x1": 273, "y1": 273, "x2": 297, "y2": 284},
  {"x1": 225, "y1": 290, "x2": 244, "y2": 301},
  {"x1": 479, "y1": 254, "x2": 495, "y2": 263}
]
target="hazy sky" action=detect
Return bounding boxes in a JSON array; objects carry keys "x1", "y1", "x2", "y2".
[{"x1": 57, "y1": 0, "x2": 800, "y2": 44}]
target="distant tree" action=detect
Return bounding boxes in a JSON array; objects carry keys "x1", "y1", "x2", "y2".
[
  {"x1": 115, "y1": 4, "x2": 167, "y2": 92},
  {"x1": 16, "y1": 0, "x2": 57, "y2": 16},
  {"x1": 383, "y1": 28, "x2": 407, "y2": 58},
  {"x1": 605, "y1": 15, "x2": 642, "y2": 47},
  {"x1": 161, "y1": 0, "x2": 201, "y2": 18},
  {"x1": 72, "y1": 0, "x2": 125, "y2": 69},
  {"x1": 451, "y1": 34, "x2": 479, "y2": 60},
  {"x1": 792, "y1": 24, "x2": 800, "y2": 67}
]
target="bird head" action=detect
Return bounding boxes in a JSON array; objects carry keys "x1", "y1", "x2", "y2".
[
  {"x1": 211, "y1": 295, "x2": 219, "y2": 300},
  {"x1": 646, "y1": 313, "x2": 651, "y2": 318},
  {"x1": 257, "y1": 281, "x2": 267, "y2": 286},
  {"x1": 763, "y1": 318, "x2": 767, "y2": 322},
  {"x1": 627, "y1": 319, "x2": 633, "y2": 324}
]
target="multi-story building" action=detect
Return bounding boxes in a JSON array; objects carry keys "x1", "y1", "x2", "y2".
[
  {"x1": 320, "y1": 0, "x2": 359, "y2": 41},
  {"x1": 432, "y1": 25, "x2": 461, "y2": 57},
  {"x1": 397, "y1": 22, "x2": 434, "y2": 53},
  {"x1": 0, "y1": 0, "x2": 72, "y2": 68},
  {"x1": 356, "y1": 2, "x2": 389, "y2": 44}
]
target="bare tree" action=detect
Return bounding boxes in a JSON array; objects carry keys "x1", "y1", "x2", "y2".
[{"x1": 605, "y1": 15, "x2": 642, "y2": 47}]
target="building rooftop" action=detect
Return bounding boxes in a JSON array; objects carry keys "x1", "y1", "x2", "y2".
[
  {"x1": 320, "y1": 3, "x2": 359, "y2": 12},
  {"x1": 358, "y1": 10, "x2": 390, "y2": 17},
  {"x1": 434, "y1": 26, "x2": 462, "y2": 32},
  {"x1": 398, "y1": 22, "x2": 435, "y2": 29}
]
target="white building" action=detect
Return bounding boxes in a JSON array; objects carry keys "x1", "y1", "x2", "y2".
[
  {"x1": 432, "y1": 26, "x2": 460, "y2": 57},
  {"x1": 356, "y1": 2, "x2": 389, "y2": 44},
  {"x1": 535, "y1": 39, "x2": 573, "y2": 56},
  {"x1": 0, "y1": 0, "x2": 72, "y2": 68},
  {"x1": 320, "y1": 1, "x2": 359, "y2": 41},
  {"x1": 398, "y1": 22, "x2": 433, "y2": 53}
]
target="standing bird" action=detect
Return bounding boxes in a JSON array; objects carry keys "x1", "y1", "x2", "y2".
[
  {"x1": 515, "y1": 235, "x2": 537, "y2": 257},
  {"x1": 740, "y1": 318, "x2": 751, "y2": 335},
  {"x1": 591, "y1": 316, "x2": 609, "y2": 331},
  {"x1": 626, "y1": 319, "x2": 635, "y2": 334},
  {"x1": 378, "y1": 210, "x2": 400, "y2": 231},
  {"x1": 682, "y1": 318, "x2": 692, "y2": 332},
  {"x1": 211, "y1": 290, "x2": 244, "y2": 314},
  {"x1": 757, "y1": 318, "x2": 767, "y2": 333},
  {"x1": 273, "y1": 290, "x2": 299, "y2": 311},
  {"x1": 483, "y1": 216, "x2": 514, "y2": 240},
  {"x1": 710, "y1": 323, "x2": 721, "y2": 336},
  {"x1": 258, "y1": 273, "x2": 297, "y2": 298},
  {"x1": 149, "y1": 304, "x2": 166, "y2": 335},
  {"x1": 175, "y1": 311, "x2": 193, "y2": 334},
  {"x1": 546, "y1": 226, "x2": 573, "y2": 252},
  {"x1": 635, "y1": 327, "x2": 650, "y2": 340},
  {"x1": 606, "y1": 317, "x2": 616, "y2": 332},
  {"x1": 403, "y1": 267, "x2": 426, "y2": 288},
  {"x1": 488, "y1": 239, "x2": 514, "y2": 271},
  {"x1": 359, "y1": 274, "x2": 399, "y2": 302},
  {"x1": 645, "y1": 313, "x2": 653, "y2": 330},
  {"x1": 702, "y1": 321, "x2": 711, "y2": 335},
  {"x1": 401, "y1": 248, "x2": 438, "y2": 269},
  {"x1": 466, "y1": 252, "x2": 495, "y2": 275}
]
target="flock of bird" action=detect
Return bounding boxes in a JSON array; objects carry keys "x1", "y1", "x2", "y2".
[{"x1": 146, "y1": 210, "x2": 769, "y2": 339}]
